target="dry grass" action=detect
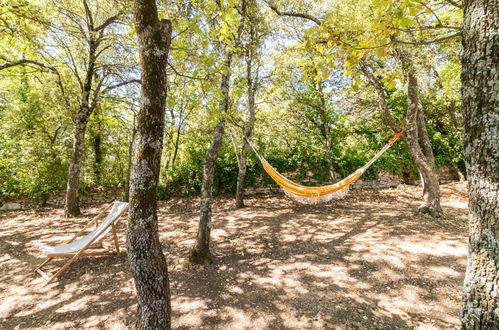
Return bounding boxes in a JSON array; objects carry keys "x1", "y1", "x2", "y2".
[{"x1": 0, "y1": 182, "x2": 468, "y2": 329}]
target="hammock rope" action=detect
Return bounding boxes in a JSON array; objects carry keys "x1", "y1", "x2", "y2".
[{"x1": 246, "y1": 132, "x2": 404, "y2": 204}]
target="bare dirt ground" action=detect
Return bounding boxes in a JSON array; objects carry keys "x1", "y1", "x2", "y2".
[{"x1": 0, "y1": 182, "x2": 469, "y2": 329}]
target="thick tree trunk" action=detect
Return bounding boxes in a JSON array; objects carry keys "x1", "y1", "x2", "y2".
[
  {"x1": 127, "y1": 1, "x2": 172, "y2": 328},
  {"x1": 416, "y1": 110, "x2": 435, "y2": 164},
  {"x1": 460, "y1": 0, "x2": 499, "y2": 327},
  {"x1": 190, "y1": 52, "x2": 232, "y2": 263},
  {"x1": 235, "y1": 115, "x2": 255, "y2": 208}
]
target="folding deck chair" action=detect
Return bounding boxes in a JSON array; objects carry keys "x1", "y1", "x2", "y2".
[{"x1": 35, "y1": 201, "x2": 129, "y2": 283}]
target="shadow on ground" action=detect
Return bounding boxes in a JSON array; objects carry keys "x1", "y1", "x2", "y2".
[{"x1": 0, "y1": 182, "x2": 468, "y2": 329}]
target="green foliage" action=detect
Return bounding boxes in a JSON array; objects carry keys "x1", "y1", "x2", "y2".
[
  {"x1": 0, "y1": 69, "x2": 69, "y2": 202},
  {"x1": 0, "y1": 0, "x2": 464, "y2": 203}
]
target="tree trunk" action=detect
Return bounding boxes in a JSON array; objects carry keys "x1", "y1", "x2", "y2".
[
  {"x1": 190, "y1": 52, "x2": 232, "y2": 263},
  {"x1": 93, "y1": 133, "x2": 102, "y2": 183},
  {"x1": 64, "y1": 35, "x2": 97, "y2": 217},
  {"x1": 124, "y1": 115, "x2": 136, "y2": 202},
  {"x1": 447, "y1": 99, "x2": 459, "y2": 129},
  {"x1": 127, "y1": 0, "x2": 172, "y2": 328},
  {"x1": 64, "y1": 111, "x2": 89, "y2": 217},
  {"x1": 324, "y1": 137, "x2": 336, "y2": 181},
  {"x1": 170, "y1": 126, "x2": 181, "y2": 170},
  {"x1": 451, "y1": 163, "x2": 466, "y2": 182},
  {"x1": 318, "y1": 82, "x2": 336, "y2": 181},
  {"x1": 460, "y1": 0, "x2": 499, "y2": 327},
  {"x1": 404, "y1": 63, "x2": 442, "y2": 218},
  {"x1": 236, "y1": 28, "x2": 257, "y2": 208},
  {"x1": 360, "y1": 59, "x2": 442, "y2": 217}
]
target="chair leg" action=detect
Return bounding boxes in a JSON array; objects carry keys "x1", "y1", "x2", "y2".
[
  {"x1": 112, "y1": 224, "x2": 120, "y2": 254},
  {"x1": 35, "y1": 257, "x2": 52, "y2": 270},
  {"x1": 47, "y1": 250, "x2": 85, "y2": 283},
  {"x1": 35, "y1": 257, "x2": 54, "y2": 281}
]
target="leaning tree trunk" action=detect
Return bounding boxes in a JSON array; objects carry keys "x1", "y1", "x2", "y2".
[
  {"x1": 460, "y1": 0, "x2": 499, "y2": 327},
  {"x1": 127, "y1": 0, "x2": 172, "y2": 328},
  {"x1": 404, "y1": 65, "x2": 442, "y2": 218},
  {"x1": 360, "y1": 60, "x2": 442, "y2": 217},
  {"x1": 190, "y1": 52, "x2": 232, "y2": 263}
]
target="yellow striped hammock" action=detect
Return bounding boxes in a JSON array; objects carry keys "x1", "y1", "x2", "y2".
[{"x1": 249, "y1": 132, "x2": 404, "y2": 204}]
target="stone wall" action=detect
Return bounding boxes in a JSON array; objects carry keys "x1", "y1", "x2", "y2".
[
  {"x1": 0, "y1": 187, "x2": 123, "y2": 210},
  {"x1": 45, "y1": 188, "x2": 122, "y2": 207}
]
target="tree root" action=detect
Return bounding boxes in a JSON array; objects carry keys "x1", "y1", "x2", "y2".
[
  {"x1": 189, "y1": 248, "x2": 213, "y2": 264},
  {"x1": 417, "y1": 204, "x2": 442, "y2": 218}
]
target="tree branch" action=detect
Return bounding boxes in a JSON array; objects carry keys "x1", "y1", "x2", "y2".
[
  {"x1": 264, "y1": 0, "x2": 322, "y2": 25},
  {"x1": 95, "y1": 12, "x2": 122, "y2": 32},
  {"x1": 167, "y1": 62, "x2": 206, "y2": 80},
  {"x1": 359, "y1": 60, "x2": 403, "y2": 134},
  {"x1": 391, "y1": 32, "x2": 461, "y2": 45},
  {"x1": 0, "y1": 58, "x2": 55, "y2": 72},
  {"x1": 415, "y1": 0, "x2": 442, "y2": 26},
  {"x1": 0, "y1": 56, "x2": 73, "y2": 111},
  {"x1": 101, "y1": 78, "x2": 141, "y2": 93},
  {"x1": 439, "y1": 0, "x2": 462, "y2": 8},
  {"x1": 82, "y1": 0, "x2": 94, "y2": 31}
]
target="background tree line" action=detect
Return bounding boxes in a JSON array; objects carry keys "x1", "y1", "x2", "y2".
[{"x1": 0, "y1": 0, "x2": 463, "y2": 210}]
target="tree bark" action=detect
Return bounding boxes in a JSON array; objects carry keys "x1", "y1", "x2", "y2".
[
  {"x1": 61, "y1": 3, "x2": 125, "y2": 217},
  {"x1": 127, "y1": 0, "x2": 172, "y2": 328},
  {"x1": 318, "y1": 81, "x2": 336, "y2": 181},
  {"x1": 64, "y1": 110, "x2": 90, "y2": 217},
  {"x1": 170, "y1": 126, "x2": 181, "y2": 170},
  {"x1": 124, "y1": 114, "x2": 136, "y2": 202},
  {"x1": 360, "y1": 59, "x2": 442, "y2": 217},
  {"x1": 190, "y1": 52, "x2": 232, "y2": 263},
  {"x1": 403, "y1": 59, "x2": 442, "y2": 217},
  {"x1": 65, "y1": 71, "x2": 95, "y2": 217},
  {"x1": 236, "y1": 25, "x2": 257, "y2": 208},
  {"x1": 93, "y1": 133, "x2": 102, "y2": 183},
  {"x1": 460, "y1": 0, "x2": 499, "y2": 327},
  {"x1": 64, "y1": 8, "x2": 98, "y2": 217}
]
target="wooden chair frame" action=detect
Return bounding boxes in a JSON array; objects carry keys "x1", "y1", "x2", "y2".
[{"x1": 35, "y1": 202, "x2": 129, "y2": 283}]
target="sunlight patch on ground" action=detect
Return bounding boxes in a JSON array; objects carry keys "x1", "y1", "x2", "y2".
[
  {"x1": 0, "y1": 183, "x2": 469, "y2": 329},
  {"x1": 442, "y1": 200, "x2": 468, "y2": 209},
  {"x1": 397, "y1": 241, "x2": 467, "y2": 256}
]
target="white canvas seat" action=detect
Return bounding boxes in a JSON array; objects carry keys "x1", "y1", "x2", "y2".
[{"x1": 35, "y1": 201, "x2": 129, "y2": 283}]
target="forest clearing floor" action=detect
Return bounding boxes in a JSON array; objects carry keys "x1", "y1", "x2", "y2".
[{"x1": 0, "y1": 182, "x2": 468, "y2": 329}]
